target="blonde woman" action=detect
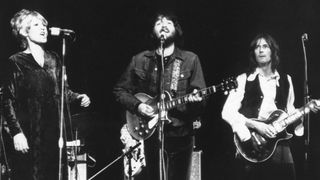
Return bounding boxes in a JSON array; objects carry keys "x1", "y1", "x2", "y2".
[{"x1": 3, "y1": 9, "x2": 90, "y2": 180}]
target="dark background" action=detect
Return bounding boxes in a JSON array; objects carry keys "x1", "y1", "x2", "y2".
[{"x1": 1, "y1": 0, "x2": 320, "y2": 179}]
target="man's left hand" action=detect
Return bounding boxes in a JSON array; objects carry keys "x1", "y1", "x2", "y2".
[
  {"x1": 309, "y1": 99, "x2": 320, "y2": 113},
  {"x1": 187, "y1": 89, "x2": 203, "y2": 102}
]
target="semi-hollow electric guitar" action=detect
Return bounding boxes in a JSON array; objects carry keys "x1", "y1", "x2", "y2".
[
  {"x1": 126, "y1": 77, "x2": 237, "y2": 140},
  {"x1": 234, "y1": 99, "x2": 320, "y2": 163}
]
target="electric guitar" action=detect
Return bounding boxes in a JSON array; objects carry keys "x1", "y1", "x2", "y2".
[
  {"x1": 126, "y1": 77, "x2": 237, "y2": 140},
  {"x1": 234, "y1": 99, "x2": 320, "y2": 163}
]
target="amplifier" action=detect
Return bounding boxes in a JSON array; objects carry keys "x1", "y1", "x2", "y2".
[
  {"x1": 67, "y1": 140, "x2": 87, "y2": 180},
  {"x1": 68, "y1": 153, "x2": 87, "y2": 180}
]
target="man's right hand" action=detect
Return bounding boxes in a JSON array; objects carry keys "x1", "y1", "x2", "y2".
[
  {"x1": 251, "y1": 121, "x2": 277, "y2": 138},
  {"x1": 13, "y1": 133, "x2": 29, "y2": 154},
  {"x1": 137, "y1": 103, "x2": 155, "y2": 117}
]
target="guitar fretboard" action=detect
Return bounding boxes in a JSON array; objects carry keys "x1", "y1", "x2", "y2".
[
  {"x1": 277, "y1": 100, "x2": 319, "y2": 128},
  {"x1": 163, "y1": 84, "x2": 220, "y2": 110}
]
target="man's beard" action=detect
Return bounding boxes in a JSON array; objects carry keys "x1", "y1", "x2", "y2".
[
  {"x1": 158, "y1": 32, "x2": 176, "y2": 48},
  {"x1": 162, "y1": 35, "x2": 175, "y2": 48}
]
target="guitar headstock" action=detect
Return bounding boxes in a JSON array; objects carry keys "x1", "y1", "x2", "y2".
[{"x1": 220, "y1": 76, "x2": 238, "y2": 95}]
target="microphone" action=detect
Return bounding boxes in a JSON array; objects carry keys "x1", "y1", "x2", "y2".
[
  {"x1": 302, "y1": 33, "x2": 308, "y2": 41},
  {"x1": 49, "y1": 27, "x2": 75, "y2": 36},
  {"x1": 160, "y1": 34, "x2": 165, "y2": 44}
]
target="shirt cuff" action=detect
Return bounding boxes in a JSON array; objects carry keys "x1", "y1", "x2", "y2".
[{"x1": 294, "y1": 122, "x2": 304, "y2": 136}]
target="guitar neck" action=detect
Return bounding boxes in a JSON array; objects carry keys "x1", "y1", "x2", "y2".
[
  {"x1": 163, "y1": 85, "x2": 219, "y2": 110},
  {"x1": 282, "y1": 99, "x2": 319, "y2": 127}
]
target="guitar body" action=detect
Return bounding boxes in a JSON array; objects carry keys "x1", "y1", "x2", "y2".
[
  {"x1": 234, "y1": 109, "x2": 293, "y2": 163},
  {"x1": 126, "y1": 92, "x2": 171, "y2": 140},
  {"x1": 126, "y1": 78, "x2": 238, "y2": 140}
]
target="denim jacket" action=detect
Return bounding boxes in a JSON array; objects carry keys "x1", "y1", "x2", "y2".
[{"x1": 113, "y1": 48, "x2": 206, "y2": 136}]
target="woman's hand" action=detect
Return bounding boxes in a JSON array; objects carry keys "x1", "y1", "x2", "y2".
[
  {"x1": 77, "y1": 94, "x2": 91, "y2": 107},
  {"x1": 13, "y1": 133, "x2": 29, "y2": 154}
]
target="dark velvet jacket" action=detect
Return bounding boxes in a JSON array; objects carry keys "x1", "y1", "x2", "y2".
[
  {"x1": 113, "y1": 47, "x2": 206, "y2": 137},
  {"x1": 2, "y1": 51, "x2": 79, "y2": 180}
]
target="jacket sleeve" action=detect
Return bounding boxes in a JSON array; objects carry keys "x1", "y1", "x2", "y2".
[
  {"x1": 2, "y1": 59, "x2": 23, "y2": 136},
  {"x1": 221, "y1": 73, "x2": 249, "y2": 132},
  {"x1": 65, "y1": 82, "x2": 80, "y2": 102},
  {"x1": 185, "y1": 55, "x2": 207, "y2": 119},
  {"x1": 113, "y1": 57, "x2": 142, "y2": 114},
  {"x1": 52, "y1": 51, "x2": 80, "y2": 102}
]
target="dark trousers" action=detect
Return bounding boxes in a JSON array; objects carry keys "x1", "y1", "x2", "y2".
[{"x1": 234, "y1": 155, "x2": 296, "y2": 180}]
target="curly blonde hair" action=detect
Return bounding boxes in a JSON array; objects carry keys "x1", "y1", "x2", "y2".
[{"x1": 10, "y1": 9, "x2": 48, "y2": 49}]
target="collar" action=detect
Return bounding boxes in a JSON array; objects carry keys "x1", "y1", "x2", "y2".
[
  {"x1": 144, "y1": 47, "x2": 184, "y2": 61},
  {"x1": 247, "y1": 69, "x2": 280, "y2": 86}
]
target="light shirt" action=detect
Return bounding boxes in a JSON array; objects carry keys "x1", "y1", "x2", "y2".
[
  {"x1": 221, "y1": 69, "x2": 303, "y2": 137},
  {"x1": 249, "y1": 69, "x2": 280, "y2": 120}
]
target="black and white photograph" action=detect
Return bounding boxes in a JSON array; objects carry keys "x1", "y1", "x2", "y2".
[{"x1": 1, "y1": 0, "x2": 320, "y2": 180}]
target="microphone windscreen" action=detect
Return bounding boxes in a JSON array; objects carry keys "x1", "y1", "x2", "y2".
[{"x1": 49, "y1": 27, "x2": 60, "y2": 36}]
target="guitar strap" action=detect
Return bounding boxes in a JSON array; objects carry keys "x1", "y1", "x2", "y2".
[{"x1": 170, "y1": 58, "x2": 182, "y2": 96}]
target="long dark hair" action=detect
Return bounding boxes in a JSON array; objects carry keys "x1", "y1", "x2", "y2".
[
  {"x1": 148, "y1": 10, "x2": 184, "y2": 49},
  {"x1": 248, "y1": 33, "x2": 280, "y2": 73}
]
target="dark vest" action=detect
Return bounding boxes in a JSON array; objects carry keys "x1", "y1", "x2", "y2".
[{"x1": 239, "y1": 73, "x2": 289, "y2": 119}]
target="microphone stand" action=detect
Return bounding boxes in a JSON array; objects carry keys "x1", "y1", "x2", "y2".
[
  {"x1": 58, "y1": 36, "x2": 67, "y2": 180},
  {"x1": 158, "y1": 37, "x2": 167, "y2": 180},
  {"x1": 0, "y1": 87, "x2": 12, "y2": 180},
  {"x1": 88, "y1": 142, "x2": 142, "y2": 180},
  {"x1": 50, "y1": 28, "x2": 77, "y2": 180},
  {"x1": 301, "y1": 33, "x2": 310, "y2": 174}
]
